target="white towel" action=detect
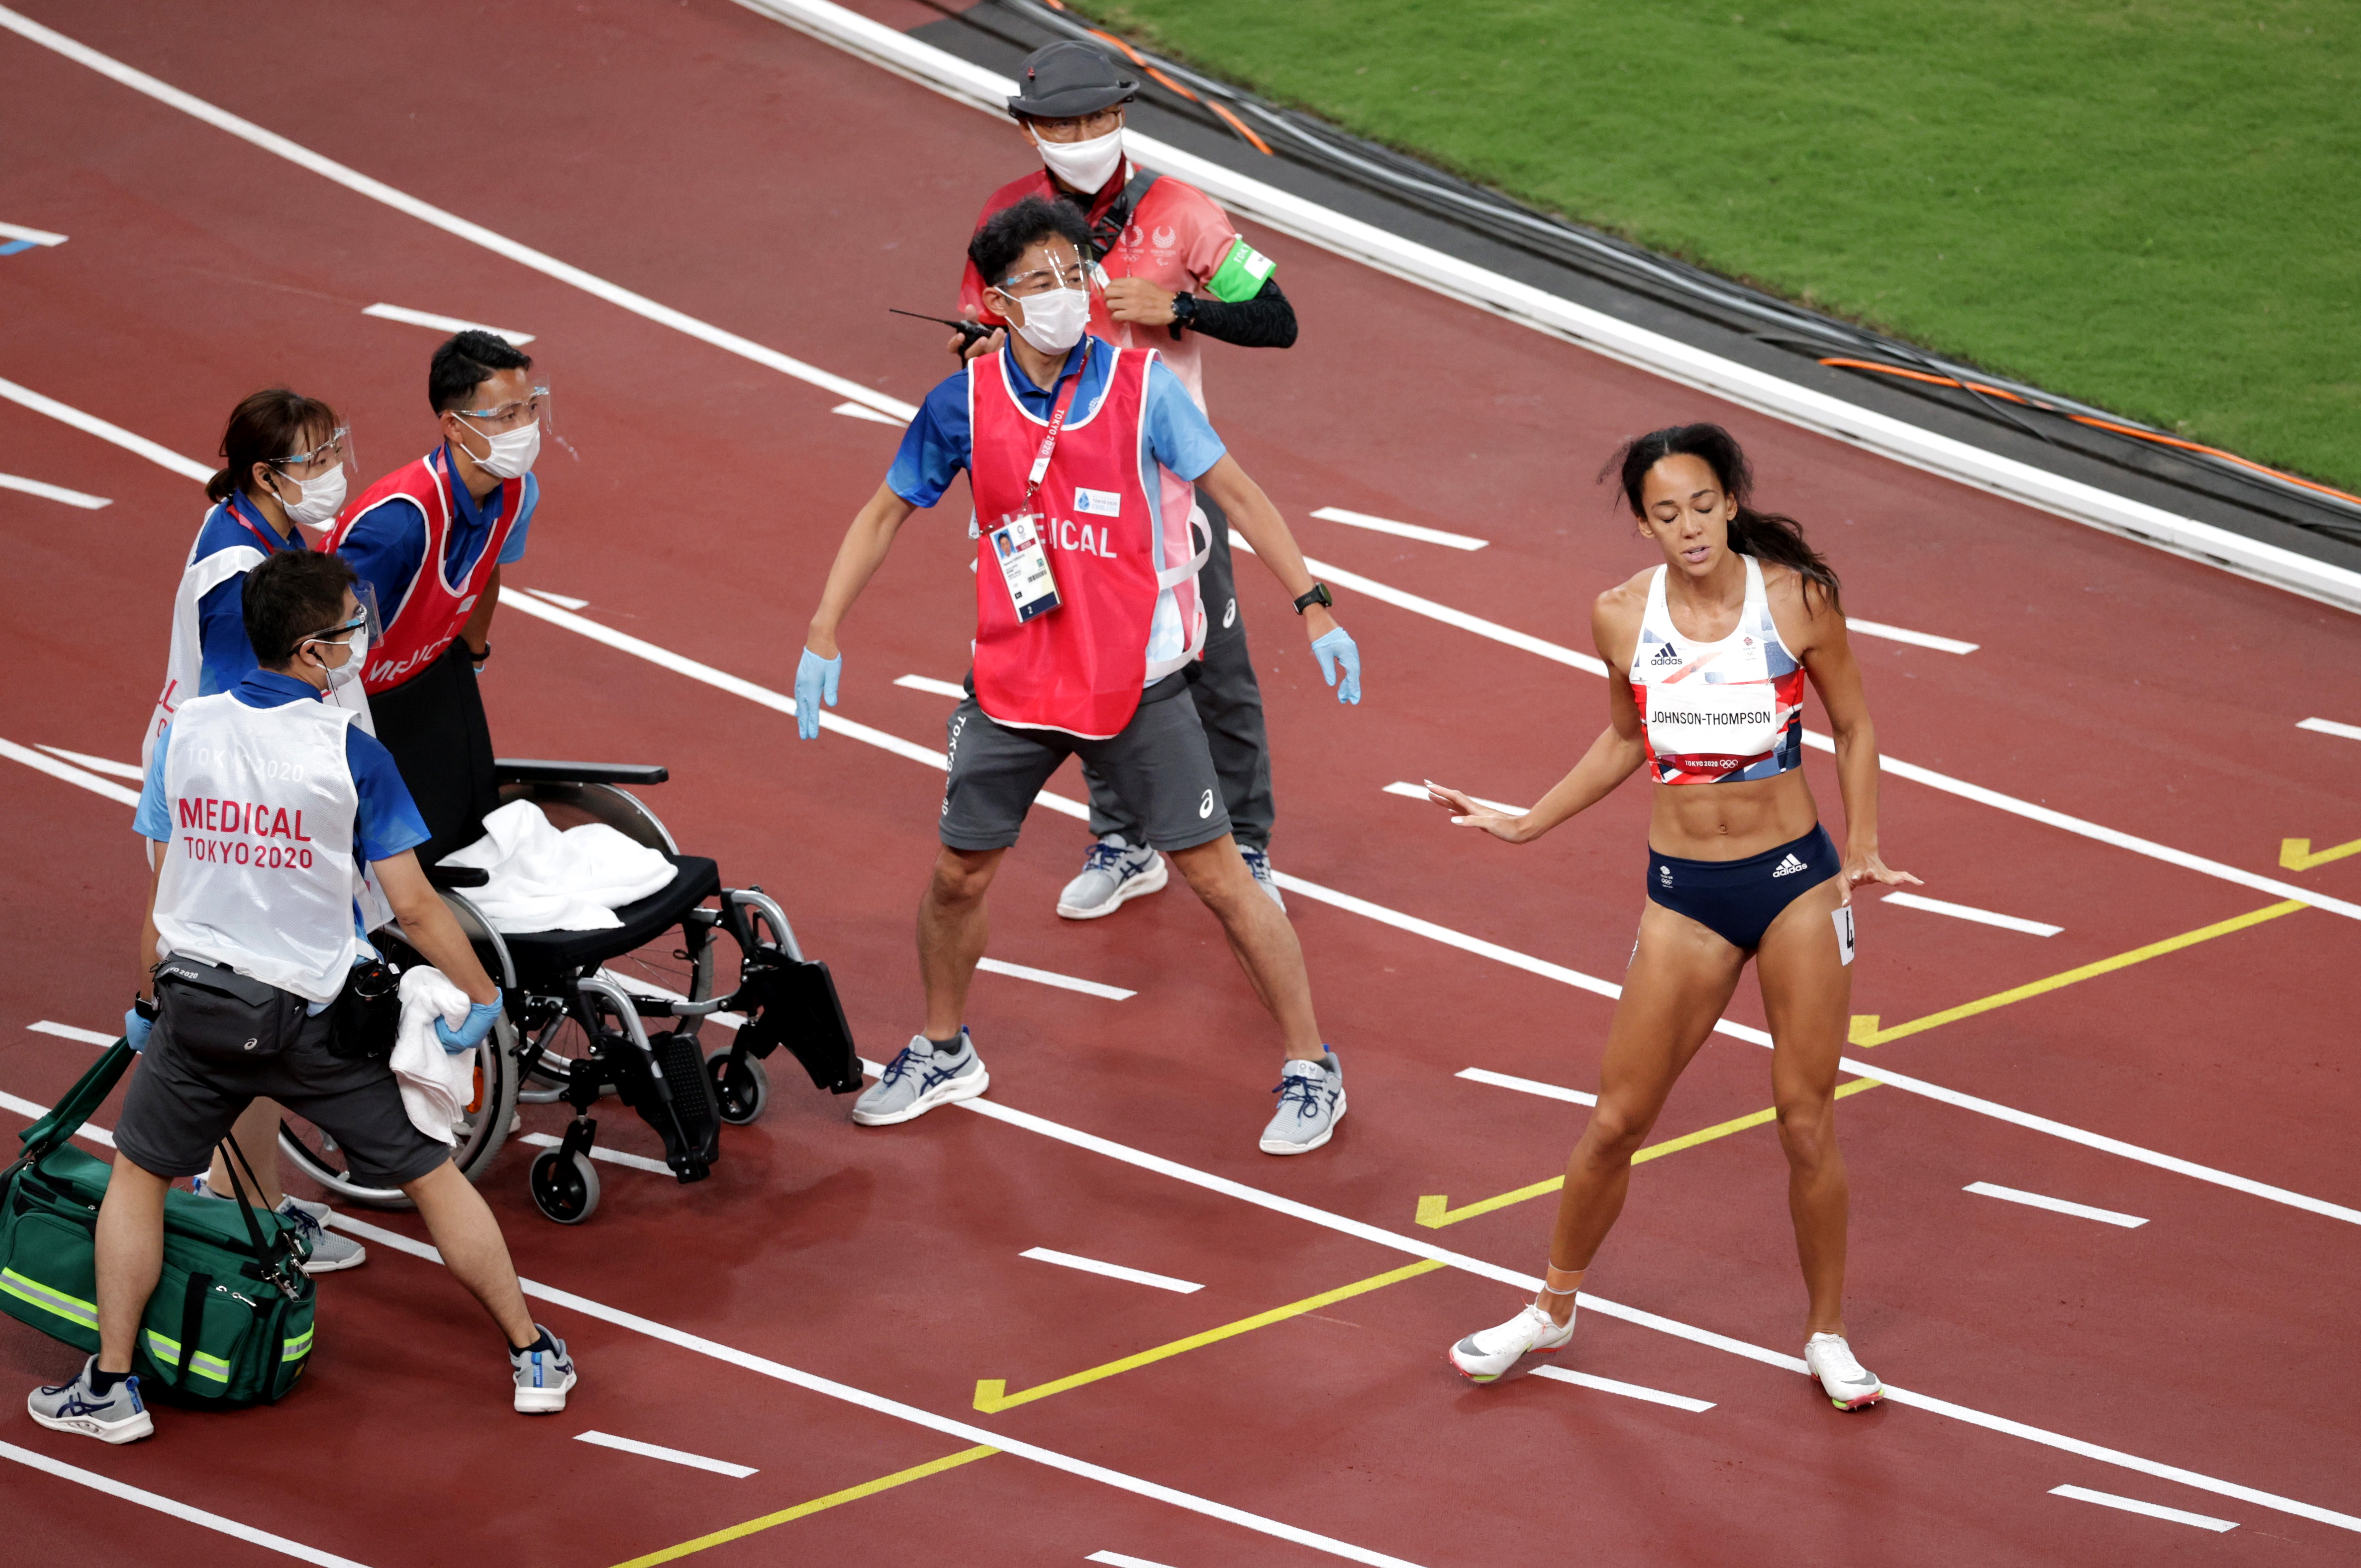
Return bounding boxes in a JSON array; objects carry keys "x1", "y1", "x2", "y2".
[
  {"x1": 391, "y1": 967, "x2": 477, "y2": 1145},
  {"x1": 436, "y1": 800, "x2": 675, "y2": 934}
]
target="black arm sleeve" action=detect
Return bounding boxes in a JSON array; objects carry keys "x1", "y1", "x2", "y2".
[{"x1": 1183, "y1": 276, "x2": 1298, "y2": 349}]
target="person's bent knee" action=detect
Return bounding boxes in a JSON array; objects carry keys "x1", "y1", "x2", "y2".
[
  {"x1": 1773, "y1": 1097, "x2": 1837, "y2": 1163},
  {"x1": 927, "y1": 846, "x2": 1001, "y2": 905},
  {"x1": 1167, "y1": 835, "x2": 1246, "y2": 901},
  {"x1": 1576, "y1": 1103, "x2": 1653, "y2": 1165}
]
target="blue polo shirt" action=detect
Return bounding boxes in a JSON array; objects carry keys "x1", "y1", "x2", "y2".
[
  {"x1": 136, "y1": 671, "x2": 430, "y2": 865},
  {"x1": 193, "y1": 494, "x2": 308, "y2": 697},
  {"x1": 337, "y1": 444, "x2": 536, "y2": 628},
  {"x1": 887, "y1": 336, "x2": 1226, "y2": 509}
]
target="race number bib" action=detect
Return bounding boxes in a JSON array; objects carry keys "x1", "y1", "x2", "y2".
[
  {"x1": 989, "y1": 513, "x2": 1062, "y2": 623},
  {"x1": 1831, "y1": 904, "x2": 1856, "y2": 966}
]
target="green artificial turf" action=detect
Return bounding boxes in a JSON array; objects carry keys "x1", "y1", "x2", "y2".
[{"x1": 1084, "y1": 0, "x2": 2361, "y2": 491}]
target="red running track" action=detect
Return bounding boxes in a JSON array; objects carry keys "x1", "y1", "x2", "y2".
[{"x1": 1, "y1": 1, "x2": 2357, "y2": 1564}]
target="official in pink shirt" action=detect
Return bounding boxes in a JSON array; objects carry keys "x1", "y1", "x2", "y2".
[{"x1": 955, "y1": 39, "x2": 1302, "y2": 925}]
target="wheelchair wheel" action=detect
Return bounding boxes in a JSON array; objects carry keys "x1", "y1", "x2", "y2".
[
  {"x1": 706, "y1": 1048, "x2": 768, "y2": 1126},
  {"x1": 529, "y1": 1148, "x2": 600, "y2": 1224}
]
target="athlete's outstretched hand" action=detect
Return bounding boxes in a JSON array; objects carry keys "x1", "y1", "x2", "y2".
[
  {"x1": 795, "y1": 647, "x2": 841, "y2": 740},
  {"x1": 1837, "y1": 847, "x2": 1920, "y2": 906},
  {"x1": 1426, "y1": 781, "x2": 1530, "y2": 844},
  {"x1": 1311, "y1": 625, "x2": 1361, "y2": 705}
]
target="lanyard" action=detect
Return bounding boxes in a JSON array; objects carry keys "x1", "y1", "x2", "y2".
[
  {"x1": 225, "y1": 494, "x2": 289, "y2": 554},
  {"x1": 1020, "y1": 346, "x2": 1091, "y2": 509}
]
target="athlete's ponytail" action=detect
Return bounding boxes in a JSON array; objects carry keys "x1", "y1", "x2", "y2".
[
  {"x1": 1606, "y1": 423, "x2": 1841, "y2": 613},
  {"x1": 207, "y1": 389, "x2": 339, "y2": 506}
]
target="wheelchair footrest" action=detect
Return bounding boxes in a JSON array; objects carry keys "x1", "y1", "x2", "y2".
[
  {"x1": 637, "y1": 1030, "x2": 720, "y2": 1181},
  {"x1": 728, "y1": 952, "x2": 861, "y2": 1094}
]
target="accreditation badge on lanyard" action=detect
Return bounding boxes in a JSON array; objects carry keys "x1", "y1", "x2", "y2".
[{"x1": 989, "y1": 356, "x2": 1089, "y2": 625}]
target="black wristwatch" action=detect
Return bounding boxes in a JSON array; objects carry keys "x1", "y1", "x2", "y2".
[
  {"x1": 132, "y1": 994, "x2": 158, "y2": 1023},
  {"x1": 467, "y1": 640, "x2": 490, "y2": 668},
  {"x1": 1168, "y1": 292, "x2": 1197, "y2": 339},
  {"x1": 1292, "y1": 582, "x2": 1333, "y2": 615}
]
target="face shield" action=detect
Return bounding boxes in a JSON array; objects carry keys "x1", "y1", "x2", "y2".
[
  {"x1": 451, "y1": 381, "x2": 571, "y2": 475},
  {"x1": 267, "y1": 423, "x2": 360, "y2": 531},
  {"x1": 299, "y1": 582, "x2": 382, "y2": 713}
]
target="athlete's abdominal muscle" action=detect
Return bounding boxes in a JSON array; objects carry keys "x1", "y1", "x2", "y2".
[{"x1": 1646, "y1": 768, "x2": 1821, "y2": 859}]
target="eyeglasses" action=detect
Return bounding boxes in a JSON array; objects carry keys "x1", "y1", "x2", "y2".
[
  {"x1": 272, "y1": 426, "x2": 351, "y2": 473},
  {"x1": 1026, "y1": 107, "x2": 1123, "y2": 142},
  {"x1": 993, "y1": 255, "x2": 1089, "y2": 297},
  {"x1": 452, "y1": 387, "x2": 549, "y2": 429},
  {"x1": 301, "y1": 614, "x2": 367, "y2": 647}
]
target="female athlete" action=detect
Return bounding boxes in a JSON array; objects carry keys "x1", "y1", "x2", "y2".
[{"x1": 1430, "y1": 422, "x2": 1917, "y2": 1409}]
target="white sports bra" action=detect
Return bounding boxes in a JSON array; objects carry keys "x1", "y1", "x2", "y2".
[{"x1": 1628, "y1": 555, "x2": 1807, "y2": 785}]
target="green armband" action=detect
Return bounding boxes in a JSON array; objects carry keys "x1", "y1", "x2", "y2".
[{"x1": 1204, "y1": 237, "x2": 1277, "y2": 303}]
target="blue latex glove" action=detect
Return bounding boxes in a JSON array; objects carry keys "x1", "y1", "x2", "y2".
[
  {"x1": 795, "y1": 647, "x2": 842, "y2": 740},
  {"x1": 124, "y1": 1006, "x2": 152, "y2": 1053},
  {"x1": 435, "y1": 1000, "x2": 504, "y2": 1055},
  {"x1": 1310, "y1": 626, "x2": 1361, "y2": 705}
]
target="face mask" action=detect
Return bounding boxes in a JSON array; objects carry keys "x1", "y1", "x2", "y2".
[
  {"x1": 1034, "y1": 125, "x2": 1124, "y2": 193},
  {"x1": 313, "y1": 631, "x2": 366, "y2": 692},
  {"x1": 458, "y1": 418, "x2": 541, "y2": 479},
  {"x1": 1003, "y1": 285, "x2": 1091, "y2": 354},
  {"x1": 274, "y1": 464, "x2": 347, "y2": 527}
]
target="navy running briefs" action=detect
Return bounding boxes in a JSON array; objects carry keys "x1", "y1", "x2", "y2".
[{"x1": 1646, "y1": 824, "x2": 1841, "y2": 951}]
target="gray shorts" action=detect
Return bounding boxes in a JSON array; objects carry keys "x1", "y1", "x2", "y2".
[
  {"x1": 115, "y1": 1000, "x2": 452, "y2": 1188},
  {"x1": 942, "y1": 673, "x2": 1233, "y2": 853}
]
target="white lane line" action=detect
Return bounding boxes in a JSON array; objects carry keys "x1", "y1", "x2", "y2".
[
  {"x1": 0, "y1": 1088, "x2": 113, "y2": 1147},
  {"x1": 573, "y1": 1430, "x2": 757, "y2": 1478},
  {"x1": 1524, "y1": 1365, "x2": 1714, "y2": 1412},
  {"x1": 1307, "y1": 506, "x2": 1486, "y2": 551},
  {"x1": 0, "y1": 376, "x2": 214, "y2": 483},
  {"x1": 30, "y1": 1020, "x2": 116, "y2": 1047},
  {"x1": 516, "y1": 1131, "x2": 673, "y2": 1177},
  {"x1": 1845, "y1": 617, "x2": 1978, "y2": 655},
  {"x1": 827, "y1": 1060, "x2": 2361, "y2": 1537},
  {"x1": 1235, "y1": 534, "x2": 2361, "y2": 925},
  {"x1": 0, "y1": 735, "x2": 142, "y2": 807},
  {"x1": 2297, "y1": 716, "x2": 2361, "y2": 743},
  {"x1": 1881, "y1": 891, "x2": 2061, "y2": 937},
  {"x1": 1964, "y1": 1182, "x2": 2147, "y2": 1229},
  {"x1": 0, "y1": 220, "x2": 69, "y2": 245},
  {"x1": 0, "y1": 1439, "x2": 370, "y2": 1565},
  {"x1": 360, "y1": 302, "x2": 534, "y2": 345},
  {"x1": 322, "y1": 1212, "x2": 1432, "y2": 1568},
  {"x1": 35, "y1": 743, "x2": 145, "y2": 780},
  {"x1": 1021, "y1": 1247, "x2": 1203, "y2": 1294},
  {"x1": 1088, "y1": 1553, "x2": 1180, "y2": 1568},
  {"x1": 501, "y1": 590, "x2": 2361, "y2": 1227},
  {"x1": 833, "y1": 400, "x2": 909, "y2": 426},
  {"x1": 1383, "y1": 780, "x2": 1525, "y2": 815},
  {"x1": 978, "y1": 957, "x2": 1135, "y2": 1001},
  {"x1": 0, "y1": 471, "x2": 110, "y2": 507},
  {"x1": 2050, "y1": 1484, "x2": 2236, "y2": 1532},
  {"x1": 1455, "y1": 1067, "x2": 1596, "y2": 1106},
  {"x1": 0, "y1": 12, "x2": 914, "y2": 424},
  {"x1": 895, "y1": 672, "x2": 968, "y2": 699},
  {"x1": 519, "y1": 587, "x2": 590, "y2": 610}
]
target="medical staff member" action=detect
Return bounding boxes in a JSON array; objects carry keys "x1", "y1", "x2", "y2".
[
  {"x1": 142, "y1": 388, "x2": 366, "y2": 1273},
  {"x1": 331, "y1": 331, "x2": 544, "y2": 865},
  {"x1": 798, "y1": 199, "x2": 1361, "y2": 1156},
  {"x1": 957, "y1": 40, "x2": 1302, "y2": 922},
  {"x1": 29, "y1": 551, "x2": 577, "y2": 1444}
]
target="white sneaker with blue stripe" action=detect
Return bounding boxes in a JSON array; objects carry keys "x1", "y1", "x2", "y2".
[
  {"x1": 194, "y1": 1177, "x2": 365, "y2": 1273},
  {"x1": 1239, "y1": 845, "x2": 1285, "y2": 912},
  {"x1": 1056, "y1": 837, "x2": 1167, "y2": 919},
  {"x1": 511, "y1": 1326, "x2": 577, "y2": 1414},
  {"x1": 852, "y1": 1030, "x2": 991, "y2": 1126},
  {"x1": 1259, "y1": 1050, "x2": 1344, "y2": 1154},
  {"x1": 28, "y1": 1357, "x2": 152, "y2": 1444}
]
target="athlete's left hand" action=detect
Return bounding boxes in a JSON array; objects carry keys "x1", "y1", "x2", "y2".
[
  {"x1": 1311, "y1": 626, "x2": 1361, "y2": 705},
  {"x1": 1103, "y1": 277, "x2": 1177, "y2": 327},
  {"x1": 1838, "y1": 847, "x2": 1921, "y2": 906}
]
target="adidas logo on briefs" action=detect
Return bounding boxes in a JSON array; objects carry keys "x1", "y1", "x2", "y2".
[
  {"x1": 1771, "y1": 853, "x2": 1809, "y2": 877},
  {"x1": 1650, "y1": 643, "x2": 1682, "y2": 665}
]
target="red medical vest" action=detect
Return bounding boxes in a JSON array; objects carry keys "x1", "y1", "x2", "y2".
[
  {"x1": 967, "y1": 346, "x2": 1199, "y2": 739},
  {"x1": 327, "y1": 451, "x2": 519, "y2": 696}
]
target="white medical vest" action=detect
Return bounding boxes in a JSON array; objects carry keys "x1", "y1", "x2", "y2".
[{"x1": 153, "y1": 692, "x2": 363, "y2": 1006}]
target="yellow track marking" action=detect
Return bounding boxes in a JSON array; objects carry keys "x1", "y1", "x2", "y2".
[
  {"x1": 607, "y1": 1444, "x2": 999, "y2": 1567},
  {"x1": 973, "y1": 1259, "x2": 1446, "y2": 1413},
  {"x1": 1415, "y1": 1080, "x2": 1880, "y2": 1228},
  {"x1": 1848, "y1": 899, "x2": 2304, "y2": 1046},
  {"x1": 2282, "y1": 836, "x2": 2361, "y2": 872}
]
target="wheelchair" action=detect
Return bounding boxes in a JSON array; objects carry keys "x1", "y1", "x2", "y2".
[{"x1": 277, "y1": 759, "x2": 860, "y2": 1224}]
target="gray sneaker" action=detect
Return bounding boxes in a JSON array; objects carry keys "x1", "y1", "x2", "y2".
[
  {"x1": 1239, "y1": 845, "x2": 1285, "y2": 912},
  {"x1": 193, "y1": 1172, "x2": 329, "y2": 1224},
  {"x1": 195, "y1": 1180, "x2": 364, "y2": 1273},
  {"x1": 28, "y1": 1358, "x2": 152, "y2": 1444},
  {"x1": 852, "y1": 1030, "x2": 991, "y2": 1126},
  {"x1": 1056, "y1": 836, "x2": 1167, "y2": 919},
  {"x1": 1260, "y1": 1051, "x2": 1345, "y2": 1155},
  {"x1": 511, "y1": 1326, "x2": 578, "y2": 1414}
]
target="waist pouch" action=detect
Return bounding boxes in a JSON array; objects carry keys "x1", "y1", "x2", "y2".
[
  {"x1": 0, "y1": 1041, "x2": 317, "y2": 1409},
  {"x1": 329, "y1": 957, "x2": 403, "y2": 1061},
  {"x1": 154, "y1": 955, "x2": 307, "y2": 1064}
]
